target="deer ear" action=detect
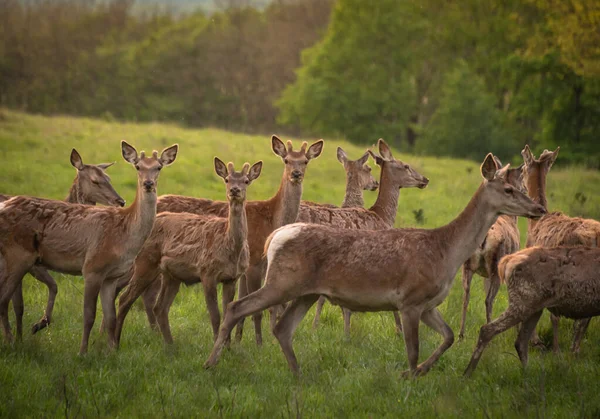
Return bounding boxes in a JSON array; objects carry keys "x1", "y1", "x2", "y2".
[
  {"x1": 70, "y1": 149, "x2": 84, "y2": 170},
  {"x1": 494, "y1": 163, "x2": 510, "y2": 180},
  {"x1": 493, "y1": 155, "x2": 503, "y2": 168},
  {"x1": 271, "y1": 135, "x2": 287, "y2": 158},
  {"x1": 356, "y1": 151, "x2": 370, "y2": 166},
  {"x1": 481, "y1": 153, "x2": 498, "y2": 181},
  {"x1": 521, "y1": 145, "x2": 534, "y2": 166},
  {"x1": 121, "y1": 141, "x2": 138, "y2": 164},
  {"x1": 96, "y1": 162, "x2": 115, "y2": 171},
  {"x1": 159, "y1": 144, "x2": 178, "y2": 166},
  {"x1": 368, "y1": 150, "x2": 384, "y2": 166},
  {"x1": 214, "y1": 157, "x2": 228, "y2": 180},
  {"x1": 336, "y1": 147, "x2": 348, "y2": 164},
  {"x1": 248, "y1": 161, "x2": 263, "y2": 182},
  {"x1": 306, "y1": 140, "x2": 324, "y2": 160},
  {"x1": 548, "y1": 146, "x2": 560, "y2": 168},
  {"x1": 378, "y1": 139, "x2": 394, "y2": 160}
]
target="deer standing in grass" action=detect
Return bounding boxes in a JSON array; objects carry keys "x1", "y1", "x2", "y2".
[
  {"x1": 203, "y1": 153, "x2": 544, "y2": 376},
  {"x1": 521, "y1": 145, "x2": 600, "y2": 352},
  {"x1": 458, "y1": 157, "x2": 524, "y2": 339},
  {"x1": 0, "y1": 149, "x2": 125, "y2": 337},
  {"x1": 0, "y1": 141, "x2": 178, "y2": 353},
  {"x1": 464, "y1": 246, "x2": 600, "y2": 377},
  {"x1": 153, "y1": 136, "x2": 323, "y2": 345},
  {"x1": 115, "y1": 159, "x2": 262, "y2": 345}
]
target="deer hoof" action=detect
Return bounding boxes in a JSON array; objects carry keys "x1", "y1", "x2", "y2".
[{"x1": 31, "y1": 317, "x2": 49, "y2": 334}]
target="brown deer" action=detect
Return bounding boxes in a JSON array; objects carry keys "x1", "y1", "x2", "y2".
[
  {"x1": 458, "y1": 157, "x2": 524, "y2": 339},
  {"x1": 204, "y1": 153, "x2": 546, "y2": 376},
  {"x1": 464, "y1": 246, "x2": 600, "y2": 377},
  {"x1": 0, "y1": 149, "x2": 125, "y2": 337},
  {"x1": 0, "y1": 141, "x2": 178, "y2": 354},
  {"x1": 522, "y1": 145, "x2": 600, "y2": 352},
  {"x1": 152, "y1": 136, "x2": 323, "y2": 345},
  {"x1": 114, "y1": 158, "x2": 262, "y2": 345}
]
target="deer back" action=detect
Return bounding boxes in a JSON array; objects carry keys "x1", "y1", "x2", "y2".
[{"x1": 528, "y1": 212, "x2": 600, "y2": 248}]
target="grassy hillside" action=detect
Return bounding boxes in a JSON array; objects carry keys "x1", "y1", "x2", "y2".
[{"x1": 0, "y1": 109, "x2": 599, "y2": 417}]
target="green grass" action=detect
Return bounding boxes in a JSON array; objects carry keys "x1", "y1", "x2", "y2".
[{"x1": 1, "y1": 109, "x2": 600, "y2": 417}]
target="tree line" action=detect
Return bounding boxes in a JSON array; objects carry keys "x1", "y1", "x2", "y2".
[{"x1": 1, "y1": 0, "x2": 598, "y2": 166}]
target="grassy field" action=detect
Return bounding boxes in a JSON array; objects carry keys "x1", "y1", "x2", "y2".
[{"x1": 1, "y1": 109, "x2": 600, "y2": 417}]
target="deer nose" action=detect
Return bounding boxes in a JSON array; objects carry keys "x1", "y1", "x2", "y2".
[
  {"x1": 291, "y1": 170, "x2": 302, "y2": 179},
  {"x1": 537, "y1": 205, "x2": 547, "y2": 215},
  {"x1": 230, "y1": 187, "x2": 241, "y2": 196},
  {"x1": 143, "y1": 180, "x2": 155, "y2": 190},
  {"x1": 117, "y1": 198, "x2": 126, "y2": 207}
]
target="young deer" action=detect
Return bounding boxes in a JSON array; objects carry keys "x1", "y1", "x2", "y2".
[
  {"x1": 114, "y1": 159, "x2": 262, "y2": 345},
  {"x1": 464, "y1": 246, "x2": 600, "y2": 377},
  {"x1": 153, "y1": 136, "x2": 323, "y2": 345},
  {"x1": 0, "y1": 141, "x2": 178, "y2": 354},
  {"x1": 204, "y1": 153, "x2": 545, "y2": 376},
  {"x1": 1, "y1": 149, "x2": 125, "y2": 337},
  {"x1": 458, "y1": 157, "x2": 524, "y2": 339},
  {"x1": 522, "y1": 145, "x2": 600, "y2": 352}
]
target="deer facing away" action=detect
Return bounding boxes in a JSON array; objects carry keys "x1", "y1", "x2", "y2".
[
  {"x1": 115, "y1": 158, "x2": 262, "y2": 345},
  {"x1": 204, "y1": 154, "x2": 546, "y2": 376},
  {"x1": 458, "y1": 157, "x2": 524, "y2": 339},
  {"x1": 0, "y1": 141, "x2": 178, "y2": 354},
  {"x1": 0, "y1": 149, "x2": 125, "y2": 338},
  {"x1": 464, "y1": 246, "x2": 600, "y2": 377},
  {"x1": 521, "y1": 145, "x2": 600, "y2": 352}
]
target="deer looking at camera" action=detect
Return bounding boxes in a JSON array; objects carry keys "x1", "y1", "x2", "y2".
[
  {"x1": 151, "y1": 136, "x2": 323, "y2": 345},
  {"x1": 458, "y1": 156, "x2": 524, "y2": 339},
  {"x1": 115, "y1": 158, "x2": 262, "y2": 345},
  {"x1": 464, "y1": 246, "x2": 600, "y2": 377},
  {"x1": 521, "y1": 145, "x2": 600, "y2": 352},
  {"x1": 0, "y1": 149, "x2": 125, "y2": 338},
  {"x1": 203, "y1": 154, "x2": 543, "y2": 377},
  {"x1": 0, "y1": 141, "x2": 177, "y2": 354}
]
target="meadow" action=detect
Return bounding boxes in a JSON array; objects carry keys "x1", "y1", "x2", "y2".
[{"x1": 1, "y1": 109, "x2": 599, "y2": 417}]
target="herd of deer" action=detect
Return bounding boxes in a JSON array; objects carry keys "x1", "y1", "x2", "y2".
[{"x1": 0, "y1": 136, "x2": 599, "y2": 378}]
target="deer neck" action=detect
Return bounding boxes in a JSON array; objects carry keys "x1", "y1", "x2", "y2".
[
  {"x1": 227, "y1": 200, "x2": 247, "y2": 254},
  {"x1": 124, "y1": 185, "x2": 157, "y2": 244},
  {"x1": 369, "y1": 167, "x2": 400, "y2": 227},
  {"x1": 270, "y1": 175, "x2": 302, "y2": 228},
  {"x1": 526, "y1": 169, "x2": 548, "y2": 234},
  {"x1": 65, "y1": 177, "x2": 95, "y2": 205},
  {"x1": 438, "y1": 184, "x2": 499, "y2": 274},
  {"x1": 341, "y1": 174, "x2": 364, "y2": 208}
]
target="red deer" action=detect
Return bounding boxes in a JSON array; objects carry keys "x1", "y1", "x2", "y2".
[{"x1": 204, "y1": 154, "x2": 546, "y2": 376}]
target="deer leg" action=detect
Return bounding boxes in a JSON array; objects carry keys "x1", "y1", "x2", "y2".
[
  {"x1": 485, "y1": 273, "x2": 501, "y2": 324},
  {"x1": 99, "y1": 278, "x2": 119, "y2": 349},
  {"x1": 246, "y1": 266, "x2": 264, "y2": 346},
  {"x1": 273, "y1": 294, "x2": 319, "y2": 375},
  {"x1": 515, "y1": 310, "x2": 543, "y2": 368},
  {"x1": 342, "y1": 307, "x2": 352, "y2": 336},
  {"x1": 1, "y1": 257, "x2": 35, "y2": 344},
  {"x1": 464, "y1": 307, "x2": 525, "y2": 377},
  {"x1": 153, "y1": 275, "x2": 181, "y2": 345},
  {"x1": 411, "y1": 308, "x2": 454, "y2": 376},
  {"x1": 221, "y1": 280, "x2": 237, "y2": 346},
  {"x1": 571, "y1": 318, "x2": 592, "y2": 354},
  {"x1": 312, "y1": 296, "x2": 326, "y2": 329},
  {"x1": 234, "y1": 274, "x2": 248, "y2": 343},
  {"x1": 79, "y1": 273, "x2": 104, "y2": 355},
  {"x1": 400, "y1": 309, "x2": 422, "y2": 377},
  {"x1": 458, "y1": 265, "x2": 473, "y2": 340},
  {"x1": 29, "y1": 266, "x2": 57, "y2": 334},
  {"x1": 204, "y1": 284, "x2": 289, "y2": 369},
  {"x1": 142, "y1": 278, "x2": 161, "y2": 329},
  {"x1": 393, "y1": 311, "x2": 403, "y2": 334},
  {"x1": 550, "y1": 313, "x2": 560, "y2": 353},
  {"x1": 11, "y1": 281, "x2": 24, "y2": 341},
  {"x1": 202, "y1": 281, "x2": 221, "y2": 342}
]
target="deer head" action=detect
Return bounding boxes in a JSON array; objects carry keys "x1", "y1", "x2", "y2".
[
  {"x1": 368, "y1": 139, "x2": 429, "y2": 189},
  {"x1": 521, "y1": 145, "x2": 560, "y2": 188},
  {"x1": 271, "y1": 135, "x2": 323, "y2": 184},
  {"x1": 493, "y1": 155, "x2": 525, "y2": 193},
  {"x1": 337, "y1": 147, "x2": 379, "y2": 191},
  {"x1": 214, "y1": 158, "x2": 263, "y2": 203},
  {"x1": 480, "y1": 153, "x2": 546, "y2": 219},
  {"x1": 70, "y1": 148, "x2": 125, "y2": 207},
  {"x1": 121, "y1": 141, "x2": 178, "y2": 193}
]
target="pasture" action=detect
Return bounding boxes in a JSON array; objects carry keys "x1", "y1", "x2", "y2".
[{"x1": 1, "y1": 109, "x2": 600, "y2": 417}]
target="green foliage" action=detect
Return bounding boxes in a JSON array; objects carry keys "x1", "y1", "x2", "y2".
[
  {"x1": 416, "y1": 61, "x2": 516, "y2": 160},
  {"x1": 2, "y1": 111, "x2": 600, "y2": 417}
]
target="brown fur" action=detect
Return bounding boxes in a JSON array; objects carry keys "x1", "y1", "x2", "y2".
[
  {"x1": 464, "y1": 246, "x2": 600, "y2": 376},
  {"x1": 204, "y1": 154, "x2": 546, "y2": 375},
  {"x1": 1, "y1": 149, "x2": 124, "y2": 338},
  {"x1": 114, "y1": 160, "x2": 261, "y2": 345},
  {"x1": 0, "y1": 142, "x2": 177, "y2": 354},
  {"x1": 522, "y1": 145, "x2": 600, "y2": 352},
  {"x1": 458, "y1": 159, "x2": 524, "y2": 339}
]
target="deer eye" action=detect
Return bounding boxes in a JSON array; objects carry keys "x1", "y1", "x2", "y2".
[
  {"x1": 504, "y1": 187, "x2": 513, "y2": 194},
  {"x1": 404, "y1": 164, "x2": 409, "y2": 169},
  {"x1": 135, "y1": 165, "x2": 140, "y2": 170},
  {"x1": 304, "y1": 160, "x2": 309, "y2": 164},
  {"x1": 245, "y1": 180, "x2": 249, "y2": 184},
  {"x1": 225, "y1": 178, "x2": 229, "y2": 183},
  {"x1": 284, "y1": 159, "x2": 289, "y2": 164},
  {"x1": 157, "y1": 166, "x2": 162, "y2": 171}
]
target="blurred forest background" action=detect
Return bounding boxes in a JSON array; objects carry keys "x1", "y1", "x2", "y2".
[{"x1": 1, "y1": 0, "x2": 599, "y2": 166}]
